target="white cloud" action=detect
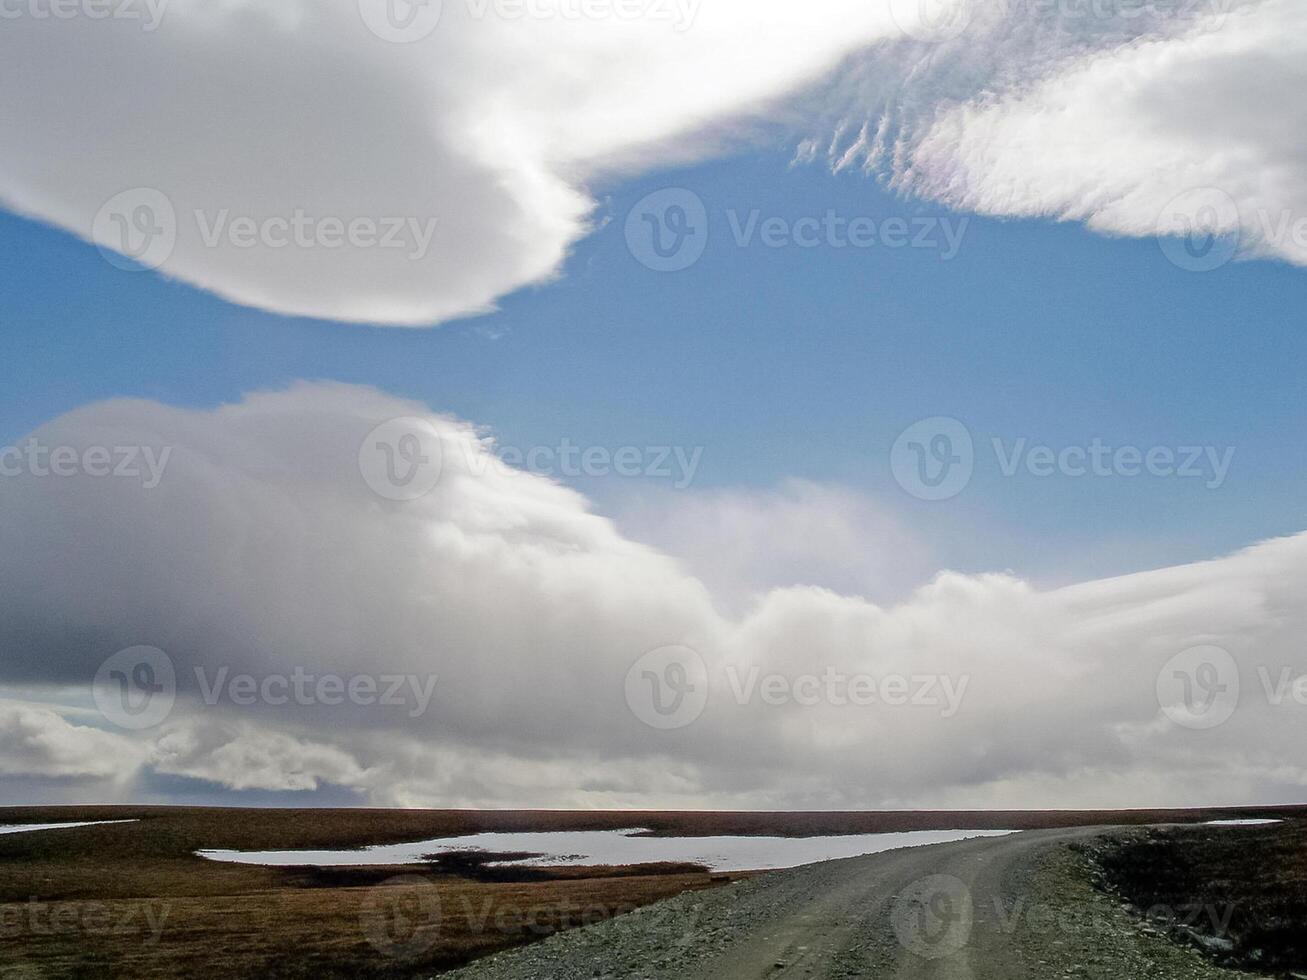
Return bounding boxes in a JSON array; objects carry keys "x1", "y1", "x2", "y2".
[
  {"x1": 2, "y1": 384, "x2": 1306, "y2": 808},
  {"x1": 823, "y1": 0, "x2": 1307, "y2": 271},
  {"x1": 0, "y1": 700, "x2": 143, "y2": 779},
  {"x1": 615, "y1": 480, "x2": 934, "y2": 613},
  {"x1": 0, "y1": 0, "x2": 901, "y2": 324},
  {"x1": 0, "y1": 2, "x2": 1300, "y2": 324},
  {"x1": 150, "y1": 721, "x2": 372, "y2": 793}
]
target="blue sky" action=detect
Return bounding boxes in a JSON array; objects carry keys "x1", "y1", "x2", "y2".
[
  {"x1": 4, "y1": 148, "x2": 1306, "y2": 590},
  {"x1": 8, "y1": 2, "x2": 1307, "y2": 811}
]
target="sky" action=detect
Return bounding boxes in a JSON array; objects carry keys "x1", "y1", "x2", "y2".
[
  {"x1": 5, "y1": 153, "x2": 1305, "y2": 588},
  {"x1": 1, "y1": 0, "x2": 1306, "y2": 811}
]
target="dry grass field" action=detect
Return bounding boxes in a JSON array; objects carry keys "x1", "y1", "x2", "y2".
[
  {"x1": 1, "y1": 804, "x2": 1301, "y2": 978},
  {"x1": 0, "y1": 808, "x2": 736, "y2": 979}
]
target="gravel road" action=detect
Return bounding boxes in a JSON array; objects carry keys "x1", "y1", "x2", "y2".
[{"x1": 445, "y1": 827, "x2": 1250, "y2": 979}]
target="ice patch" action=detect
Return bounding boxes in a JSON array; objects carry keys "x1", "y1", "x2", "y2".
[
  {"x1": 199, "y1": 827, "x2": 1017, "y2": 873},
  {"x1": 0, "y1": 820, "x2": 136, "y2": 835}
]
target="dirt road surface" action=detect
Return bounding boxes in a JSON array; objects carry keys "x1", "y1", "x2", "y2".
[{"x1": 446, "y1": 827, "x2": 1247, "y2": 979}]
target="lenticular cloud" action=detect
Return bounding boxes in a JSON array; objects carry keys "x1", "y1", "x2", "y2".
[
  {"x1": 0, "y1": 0, "x2": 896, "y2": 324},
  {"x1": 1, "y1": 1, "x2": 1302, "y2": 325}
]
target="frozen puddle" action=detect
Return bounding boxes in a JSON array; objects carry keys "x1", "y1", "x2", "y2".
[
  {"x1": 1203, "y1": 819, "x2": 1281, "y2": 827},
  {"x1": 199, "y1": 827, "x2": 1016, "y2": 873},
  {"x1": 0, "y1": 820, "x2": 135, "y2": 835}
]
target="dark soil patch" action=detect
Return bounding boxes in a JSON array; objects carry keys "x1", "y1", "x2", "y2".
[{"x1": 1088, "y1": 819, "x2": 1307, "y2": 975}]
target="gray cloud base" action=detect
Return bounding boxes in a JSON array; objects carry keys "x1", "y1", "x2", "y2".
[{"x1": 2, "y1": 383, "x2": 1304, "y2": 808}]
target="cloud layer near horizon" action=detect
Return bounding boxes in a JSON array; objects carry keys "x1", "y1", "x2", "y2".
[
  {"x1": 1, "y1": 0, "x2": 1303, "y2": 324},
  {"x1": 2, "y1": 384, "x2": 1306, "y2": 809}
]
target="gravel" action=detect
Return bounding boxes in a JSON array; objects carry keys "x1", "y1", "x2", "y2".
[{"x1": 442, "y1": 828, "x2": 1257, "y2": 980}]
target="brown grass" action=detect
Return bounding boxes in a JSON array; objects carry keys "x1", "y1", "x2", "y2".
[
  {"x1": 0, "y1": 807, "x2": 751, "y2": 979},
  {"x1": 2, "y1": 870, "x2": 729, "y2": 979}
]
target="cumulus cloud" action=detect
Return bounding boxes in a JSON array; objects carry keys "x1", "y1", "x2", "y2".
[
  {"x1": 2, "y1": 383, "x2": 1306, "y2": 808},
  {"x1": 615, "y1": 480, "x2": 935, "y2": 613},
  {"x1": 0, "y1": 700, "x2": 144, "y2": 779},
  {"x1": 149, "y1": 721, "x2": 373, "y2": 793}
]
